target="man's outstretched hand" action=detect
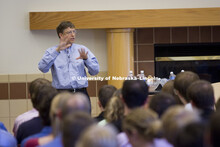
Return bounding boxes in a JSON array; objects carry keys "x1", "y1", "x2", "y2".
[
  {"x1": 56, "y1": 36, "x2": 71, "y2": 52},
  {"x1": 76, "y1": 48, "x2": 88, "y2": 60}
]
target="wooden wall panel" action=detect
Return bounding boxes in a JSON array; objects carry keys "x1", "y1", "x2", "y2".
[{"x1": 30, "y1": 7, "x2": 220, "y2": 30}]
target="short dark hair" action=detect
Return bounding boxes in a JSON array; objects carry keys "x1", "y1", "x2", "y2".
[
  {"x1": 62, "y1": 112, "x2": 95, "y2": 147},
  {"x1": 175, "y1": 122, "x2": 205, "y2": 147},
  {"x1": 149, "y1": 92, "x2": 177, "y2": 117},
  {"x1": 187, "y1": 80, "x2": 215, "y2": 110},
  {"x1": 98, "y1": 85, "x2": 117, "y2": 108},
  {"x1": 29, "y1": 78, "x2": 51, "y2": 110},
  {"x1": 38, "y1": 85, "x2": 58, "y2": 126},
  {"x1": 174, "y1": 71, "x2": 199, "y2": 102},
  {"x1": 56, "y1": 21, "x2": 75, "y2": 38},
  {"x1": 122, "y1": 80, "x2": 148, "y2": 109}
]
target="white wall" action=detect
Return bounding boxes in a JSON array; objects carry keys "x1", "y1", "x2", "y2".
[{"x1": 0, "y1": 0, "x2": 220, "y2": 74}]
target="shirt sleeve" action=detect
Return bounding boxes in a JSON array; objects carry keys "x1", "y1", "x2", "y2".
[
  {"x1": 38, "y1": 47, "x2": 60, "y2": 73},
  {"x1": 84, "y1": 53, "x2": 100, "y2": 76}
]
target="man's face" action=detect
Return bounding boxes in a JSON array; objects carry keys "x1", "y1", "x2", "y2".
[{"x1": 60, "y1": 27, "x2": 76, "y2": 44}]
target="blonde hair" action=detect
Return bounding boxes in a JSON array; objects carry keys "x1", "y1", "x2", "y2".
[
  {"x1": 161, "y1": 105, "x2": 200, "y2": 144},
  {"x1": 76, "y1": 125, "x2": 118, "y2": 147},
  {"x1": 50, "y1": 92, "x2": 72, "y2": 136},
  {"x1": 105, "y1": 96, "x2": 124, "y2": 122},
  {"x1": 123, "y1": 108, "x2": 161, "y2": 142}
]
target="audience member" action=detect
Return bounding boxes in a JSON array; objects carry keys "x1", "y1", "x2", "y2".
[
  {"x1": 174, "y1": 122, "x2": 205, "y2": 147},
  {"x1": 149, "y1": 92, "x2": 177, "y2": 117},
  {"x1": 16, "y1": 79, "x2": 53, "y2": 144},
  {"x1": 187, "y1": 80, "x2": 215, "y2": 122},
  {"x1": 21, "y1": 85, "x2": 58, "y2": 147},
  {"x1": 162, "y1": 80, "x2": 181, "y2": 104},
  {"x1": 173, "y1": 71, "x2": 199, "y2": 110},
  {"x1": 161, "y1": 106, "x2": 200, "y2": 145},
  {"x1": 0, "y1": 129, "x2": 17, "y2": 147},
  {"x1": 24, "y1": 92, "x2": 69, "y2": 147},
  {"x1": 39, "y1": 92, "x2": 90, "y2": 147},
  {"x1": 13, "y1": 78, "x2": 51, "y2": 136},
  {"x1": 99, "y1": 96, "x2": 124, "y2": 132},
  {"x1": 123, "y1": 108, "x2": 168, "y2": 147},
  {"x1": 117, "y1": 80, "x2": 149, "y2": 147},
  {"x1": 95, "y1": 85, "x2": 117, "y2": 122},
  {"x1": 122, "y1": 80, "x2": 148, "y2": 114},
  {"x1": 62, "y1": 112, "x2": 95, "y2": 147},
  {"x1": 76, "y1": 125, "x2": 118, "y2": 147}
]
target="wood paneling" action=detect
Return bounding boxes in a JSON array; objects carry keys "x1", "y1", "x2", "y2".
[{"x1": 30, "y1": 8, "x2": 220, "y2": 30}]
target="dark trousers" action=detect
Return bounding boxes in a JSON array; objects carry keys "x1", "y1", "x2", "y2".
[{"x1": 57, "y1": 88, "x2": 91, "y2": 114}]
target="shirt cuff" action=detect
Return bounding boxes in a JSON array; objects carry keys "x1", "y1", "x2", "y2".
[{"x1": 50, "y1": 48, "x2": 60, "y2": 58}]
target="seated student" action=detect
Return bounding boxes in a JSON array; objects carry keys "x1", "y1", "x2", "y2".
[
  {"x1": 76, "y1": 125, "x2": 118, "y2": 147},
  {"x1": 99, "y1": 96, "x2": 124, "y2": 132},
  {"x1": 173, "y1": 71, "x2": 200, "y2": 110},
  {"x1": 123, "y1": 108, "x2": 170, "y2": 147},
  {"x1": 187, "y1": 80, "x2": 215, "y2": 122},
  {"x1": 13, "y1": 78, "x2": 51, "y2": 136},
  {"x1": 174, "y1": 122, "x2": 205, "y2": 147},
  {"x1": 62, "y1": 112, "x2": 95, "y2": 147},
  {"x1": 21, "y1": 86, "x2": 58, "y2": 147},
  {"x1": 39, "y1": 92, "x2": 91, "y2": 147},
  {"x1": 161, "y1": 106, "x2": 201, "y2": 146},
  {"x1": 16, "y1": 79, "x2": 52, "y2": 144},
  {"x1": 24, "y1": 92, "x2": 70, "y2": 147},
  {"x1": 162, "y1": 80, "x2": 181, "y2": 104},
  {"x1": 0, "y1": 128, "x2": 17, "y2": 147},
  {"x1": 95, "y1": 85, "x2": 117, "y2": 122},
  {"x1": 149, "y1": 92, "x2": 177, "y2": 117}
]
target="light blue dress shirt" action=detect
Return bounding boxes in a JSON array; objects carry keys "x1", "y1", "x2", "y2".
[{"x1": 38, "y1": 43, "x2": 99, "y2": 89}]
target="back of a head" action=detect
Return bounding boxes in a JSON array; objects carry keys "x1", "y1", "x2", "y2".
[
  {"x1": 50, "y1": 92, "x2": 72, "y2": 136},
  {"x1": 105, "y1": 96, "x2": 124, "y2": 122},
  {"x1": 149, "y1": 92, "x2": 177, "y2": 117},
  {"x1": 38, "y1": 85, "x2": 58, "y2": 126},
  {"x1": 29, "y1": 78, "x2": 51, "y2": 109},
  {"x1": 61, "y1": 92, "x2": 90, "y2": 118},
  {"x1": 98, "y1": 85, "x2": 117, "y2": 108},
  {"x1": 62, "y1": 112, "x2": 95, "y2": 147},
  {"x1": 175, "y1": 122, "x2": 205, "y2": 147},
  {"x1": 187, "y1": 80, "x2": 215, "y2": 110},
  {"x1": 174, "y1": 71, "x2": 199, "y2": 102},
  {"x1": 76, "y1": 125, "x2": 118, "y2": 147},
  {"x1": 123, "y1": 108, "x2": 161, "y2": 142},
  {"x1": 162, "y1": 80, "x2": 175, "y2": 96},
  {"x1": 161, "y1": 106, "x2": 200, "y2": 144},
  {"x1": 122, "y1": 80, "x2": 148, "y2": 109}
]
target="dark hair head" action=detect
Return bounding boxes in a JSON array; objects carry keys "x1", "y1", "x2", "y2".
[
  {"x1": 56, "y1": 21, "x2": 75, "y2": 38},
  {"x1": 62, "y1": 112, "x2": 95, "y2": 147},
  {"x1": 98, "y1": 85, "x2": 117, "y2": 108},
  {"x1": 38, "y1": 85, "x2": 58, "y2": 126},
  {"x1": 187, "y1": 80, "x2": 215, "y2": 110},
  {"x1": 149, "y1": 92, "x2": 177, "y2": 117},
  {"x1": 174, "y1": 122, "x2": 205, "y2": 147},
  {"x1": 174, "y1": 71, "x2": 199, "y2": 102},
  {"x1": 122, "y1": 80, "x2": 148, "y2": 109},
  {"x1": 29, "y1": 78, "x2": 51, "y2": 109}
]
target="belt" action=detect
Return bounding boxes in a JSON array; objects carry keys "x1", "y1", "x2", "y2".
[{"x1": 57, "y1": 88, "x2": 87, "y2": 93}]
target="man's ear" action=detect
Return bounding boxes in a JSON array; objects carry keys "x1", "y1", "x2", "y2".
[
  {"x1": 59, "y1": 33, "x2": 63, "y2": 38},
  {"x1": 98, "y1": 100, "x2": 102, "y2": 108},
  {"x1": 56, "y1": 109, "x2": 62, "y2": 119}
]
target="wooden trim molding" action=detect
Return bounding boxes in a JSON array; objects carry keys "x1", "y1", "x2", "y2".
[{"x1": 30, "y1": 7, "x2": 220, "y2": 30}]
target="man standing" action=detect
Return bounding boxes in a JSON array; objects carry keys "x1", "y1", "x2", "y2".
[{"x1": 38, "y1": 21, "x2": 99, "y2": 107}]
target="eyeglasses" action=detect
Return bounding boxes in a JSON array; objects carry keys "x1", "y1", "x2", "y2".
[{"x1": 64, "y1": 30, "x2": 77, "y2": 35}]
